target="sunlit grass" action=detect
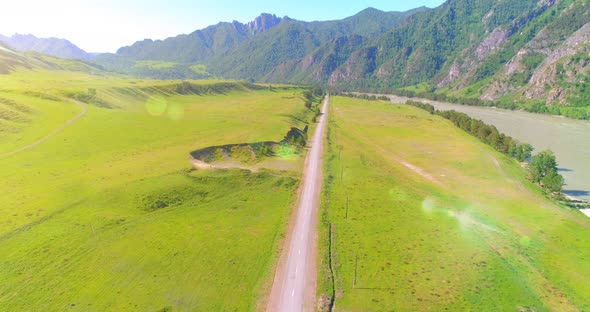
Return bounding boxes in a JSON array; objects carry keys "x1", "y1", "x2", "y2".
[
  {"x1": 319, "y1": 97, "x2": 590, "y2": 310},
  {"x1": 0, "y1": 70, "x2": 311, "y2": 310}
]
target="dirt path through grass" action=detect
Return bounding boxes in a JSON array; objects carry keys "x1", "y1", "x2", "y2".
[
  {"x1": 0, "y1": 99, "x2": 86, "y2": 158},
  {"x1": 332, "y1": 106, "x2": 444, "y2": 188}
]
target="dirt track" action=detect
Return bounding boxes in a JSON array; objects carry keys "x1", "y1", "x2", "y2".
[{"x1": 0, "y1": 99, "x2": 86, "y2": 158}]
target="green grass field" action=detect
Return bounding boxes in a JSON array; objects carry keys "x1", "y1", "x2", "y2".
[
  {"x1": 319, "y1": 97, "x2": 590, "y2": 311},
  {"x1": 0, "y1": 68, "x2": 313, "y2": 310}
]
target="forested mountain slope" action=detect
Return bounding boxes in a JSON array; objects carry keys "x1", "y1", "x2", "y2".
[
  {"x1": 93, "y1": 8, "x2": 426, "y2": 80},
  {"x1": 92, "y1": 0, "x2": 590, "y2": 118},
  {"x1": 320, "y1": 0, "x2": 590, "y2": 117}
]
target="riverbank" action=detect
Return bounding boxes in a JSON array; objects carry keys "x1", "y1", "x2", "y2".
[{"x1": 351, "y1": 92, "x2": 590, "y2": 203}]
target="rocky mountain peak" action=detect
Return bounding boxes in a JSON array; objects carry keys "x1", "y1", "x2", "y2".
[{"x1": 247, "y1": 13, "x2": 282, "y2": 34}]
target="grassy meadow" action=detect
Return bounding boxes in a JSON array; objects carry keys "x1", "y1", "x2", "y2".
[
  {"x1": 0, "y1": 69, "x2": 312, "y2": 310},
  {"x1": 318, "y1": 97, "x2": 590, "y2": 311}
]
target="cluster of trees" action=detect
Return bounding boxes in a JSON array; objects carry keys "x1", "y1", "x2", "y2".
[
  {"x1": 336, "y1": 92, "x2": 389, "y2": 101},
  {"x1": 407, "y1": 100, "x2": 565, "y2": 193},
  {"x1": 526, "y1": 101, "x2": 590, "y2": 120},
  {"x1": 407, "y1": 100, "x2": 531, "y2": 159},
  {"x1": 395, "y1": 89, "x2": 507, "y2": 108},
  {"x1": 303, "y1": 90, "x2": 315, "y2": 109},
  {"x1": 529, "y1": 150, "x2": 564, "y2": 193},
  {"x1": 167, "y1": 81, "x2": 255, "y2": 95},
  {"x1": 392, "y1": 84, "x2": 590, "y2": 121},
  {"x1": 303, "y1": 87, "x2": 324, "y2": 122},
  {"x1": 282, "y1": 127, "x2": 307, "y2": 147}
]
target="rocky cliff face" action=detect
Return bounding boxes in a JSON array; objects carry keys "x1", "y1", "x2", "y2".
[
  {"x1": 474, "y1": 0, "x2": 590, "y2": 105},
  {"x1": 437, "y1": 27, "x2": 510, "y2": 89},
  {"x1": 247, "y1": 14, "x2": 282, "y2": 34},
  {"x1": 523, "y1": 23, "x2": 590, "y2": 103},
  {"x1": 314, "y1": 0, "x2": 589, "y2": 109}
]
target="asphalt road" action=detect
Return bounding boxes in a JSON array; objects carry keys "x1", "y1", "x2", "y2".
[{"x1": 275, "y1": 95, "x2": 328, "y2": 312}]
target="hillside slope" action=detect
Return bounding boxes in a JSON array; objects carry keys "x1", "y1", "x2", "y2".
[
  {"x1": 0, "y1": 33, "x2": 92, "y2": 60},
  {"x1": 93, "y1": 8, "x2": 426, "y2": 80},
  {"x1": 319, "y1": 96, "x2": 590, "y2": 310},
  {"x1": 0, "y1": 43, "x2": 100, "y2": 74},
  {"x1": 320, "y1": 0, "x2": 590, "y2": 117},
  {"x1": 0, "y1": 59, "x2": 315, "y2": 309}
]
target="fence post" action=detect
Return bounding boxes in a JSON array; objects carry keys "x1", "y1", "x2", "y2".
[{"x1": 353, "y1": 254, "x2": 358, "y2": 288}]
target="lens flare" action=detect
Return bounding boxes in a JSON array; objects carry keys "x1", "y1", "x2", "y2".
[
  {"x1": 421, "y1": 197, "x2": 436, "y2": 213},
  {"x1": 276, "y1": 144, "x2": 297, "y2": 160},
  {"x1": 519, "y1": 236, "x2": 531, "y2": 247},
  {"x1": 167, "y1": 103, "x2": 185, "y2": 120},
  {"x1": 422, "y1": 197, "x2": 502, "y2": 234},
  {"x1": 145, "y1": 96, "x2": 167, "y2": 116}
]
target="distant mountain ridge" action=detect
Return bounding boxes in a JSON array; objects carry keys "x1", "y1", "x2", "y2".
[
  {"x1": 94, "y1": 7, "x2": 427, "y2": 79},
  {"x1": 158, "y1": 0, "x2": 586, "y2": 118},
  {"x1": 74, "y1": 1, "x2": 590, "y2": 118},
  {"x1": 0, "y1": 43, "x2": 100, "y2": 75},
  {"x1": 112, "y1": 13, "x2": 284, "y2": 63},
  {"x1": 0, "y1": 34, "x2": 92, "y2": 60}
]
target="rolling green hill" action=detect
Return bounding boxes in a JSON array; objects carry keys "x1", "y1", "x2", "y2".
[
  {"x1": 0, "y1": 43, "x2": 101, "y2": 74},
  {"x1": 0, "y1": 54, "x2": 321, "y2": 310}
]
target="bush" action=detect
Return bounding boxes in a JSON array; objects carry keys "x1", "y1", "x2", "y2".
[
  {"x1": 542, "y1": 170, "x2": 565, "y2": 193},
  {"x1": 529, "y1": 150, "x2": 558, "y2": 183}
]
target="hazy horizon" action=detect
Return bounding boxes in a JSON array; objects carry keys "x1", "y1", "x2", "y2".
[{"x1": 0, "y1": 0, "x2": 445, "y2": 53}]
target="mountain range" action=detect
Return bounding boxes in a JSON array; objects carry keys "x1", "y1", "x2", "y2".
[
  {"x1": 0, "y1": 33, "x2": 92, "y2": 60},
  {"x1": 90, "y1": 7, "x2": 425, "y2": 80},
  {"x1": 1, "y1": 0, "x2": 589, "y2": 118}
]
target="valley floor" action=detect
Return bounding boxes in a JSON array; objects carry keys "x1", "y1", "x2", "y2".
[
  {"x1": 0, "y1": 77, "x2": 314, "y2": 311},
  {"x1": 318, "y1": 97, "x2": 590, "y2": 311}
]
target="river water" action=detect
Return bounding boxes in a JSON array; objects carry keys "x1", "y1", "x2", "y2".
[{"x1": 384, "y1": 95, "x2": 590, "y2": 206}]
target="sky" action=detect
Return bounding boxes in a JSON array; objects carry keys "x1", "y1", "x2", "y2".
[{"x1": 0, "y1": 0, "x2": 446, "y2": 53}]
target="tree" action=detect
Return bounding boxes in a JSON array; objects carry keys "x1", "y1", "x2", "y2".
[
  {"x1": 311, "y1": 85, "x2": 323, "y2": 96},
  {"x1": 507, "y1": 141, "x2": 518, "y2": 157},
  {"x1": 515, "y1": 143, "x2": 533, "y2": 162},
  {"x1": 529, "y1": 150, "x2": 558, "y2": 183},
  {"x1": 542, "y1": 170, "x2": 564, "y2": 193}
]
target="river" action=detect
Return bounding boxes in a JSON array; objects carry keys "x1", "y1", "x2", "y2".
[{"x1": 382, "y1": 95, "x2": 590, "y2": 211}]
